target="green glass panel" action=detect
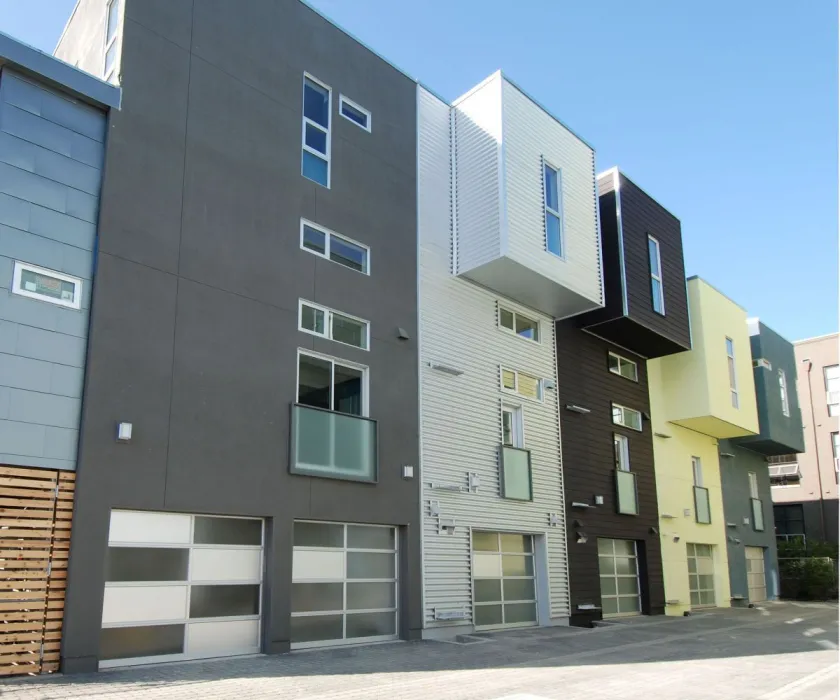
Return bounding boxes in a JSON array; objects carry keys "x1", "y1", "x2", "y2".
[
  {"x1": 503, "y1": 578, "x2": 535, "y2": 602},
  {"x1": 694, "y1": 487, "x2": 711, "y2": 524},
  {"x1": 614, "y1": 557, "x2": 637, "y2": 576},
  {"x1": 293, "y1": 405, "x2": 376, "y2": 481},
  {"x1": 499, "y1": 534, "x2": 531, "y2": 553},
  {"x1": 502, "y1": 555, "x2": 533, "y2": 577},
  {"x1": 599, "y1": 576, "x2": 617, "y2": 596},
  {"x1": 474, "y1": 604, "x2": 503, "y2": 626},
  {"x1": 501, "y1": 447, "x2": 532, "y2": 500},
  {"x1": 601, "y1": 597, "x2": 619, "y2": 615},
  {"x1": 504, "y1": 602, "x2": 536, "y2": 624},
  {"x1": 474, "y1": 579, "x2": 501, "y2": 603},
  {"x1": 472, "y1": 532, "x2": 499, "y2": 552},
  {"x1": 616, "y1": 577, "x2": 639, "y2": 595},
  {"x1": 618, "y1": 596, "x2": 640, "y2": 614},
  {"x1": 616, "y1": 471, "x2": 639, "y2": 515}
]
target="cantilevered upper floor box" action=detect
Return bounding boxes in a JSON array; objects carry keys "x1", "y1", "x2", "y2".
[
  {"x1": 451, "y1": 72, "x2": 603, "y2": 318},
  {"x1": 579, "y1": 169, "x2": 691, "y2": 358},
  {"x1": 733, "y1": 320, "x2": 805, "y2": 456},
  {"x1": 648, "y1": 277, "x2": 759, "y2": 439}
]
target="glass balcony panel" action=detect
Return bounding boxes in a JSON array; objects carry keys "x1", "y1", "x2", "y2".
[
  {"x1": 615, "y1": 470, "x2": 639, "y2": 515},
  {"x1": 751, "y1": 498, "x2": 765, "y2": 531},
  {"x1": 694, "y1": 486, "x2": 711, "y2": 524},
  {"x1": 501, "y1": 446, "x2": 532, "y2": 500},
  {"x1": 292, "y1": 405, "x2": 376, "y2": 482}
]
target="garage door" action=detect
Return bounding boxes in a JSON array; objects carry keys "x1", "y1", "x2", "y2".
[
  {"x1": 598, "y1": 538, "x2": 641, "y2": 617},
  {"x1": 101, "y1": 510, "x2": 263, "y2": 668},
  {"x1": 745, "y1": 546, "x2": 767, "y2": 602},
  {"x1": 472, "y1": 531, "x2": 537, "y2": 629},
  {"x1": 290, "y1": 521, "x2": 398, "y2": 648},
  {"x1": 687, "y1": 543, "x2": 715, "y2": 607}
]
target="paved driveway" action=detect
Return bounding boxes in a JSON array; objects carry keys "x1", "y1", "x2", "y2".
[{"x1": 2, "y1": 601, "x2": 837, "y2": 700}]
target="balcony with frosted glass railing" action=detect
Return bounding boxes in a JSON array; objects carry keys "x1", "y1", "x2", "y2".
[
  {"x1": 615, "y1": 470, "x2": 639, "y2": 515},
  {"x1": 750, "y1": 498, "x2": 765, "y2": 531},
  {"x1": 694, "y1": 486, "x2": 711, "y2": 524},
  {"x1": 290, "y1": 404, "x2": 377, "y2": 483},
  {"x1": 499, "y1": 445, "x2": 532, "y2": 501}
]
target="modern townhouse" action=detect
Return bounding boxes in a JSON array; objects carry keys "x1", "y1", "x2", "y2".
[
  {"x1": 647, "y1": 277, "x2": 760, "y2": 615},
  {"x1": 0, "y1": 32, "x2": 119, "y2": 676},
  {"x1": 54, "y1": 0, "x2": 421, "y2": 671},
  {"x1": 557, "y1": 169, "x2": 691, "y2": 625},
  {"x1": 771, "y1": 332, "x2": 839, "y2": 544},
  {"x1": 417, "y1": 72, "x2": 601, "y2": 634},
  {"x1": 717, "y1": 319, "x2": 805, "y2": 605}
]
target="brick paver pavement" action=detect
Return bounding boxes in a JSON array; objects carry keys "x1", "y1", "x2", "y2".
[{"x1": 1, "y1": 602, "x2": 837, "y2": 700}]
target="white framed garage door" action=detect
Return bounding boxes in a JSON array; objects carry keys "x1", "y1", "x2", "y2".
[
  {"x1": 745, "y1": 546, "x2": 767, "y2": 602},
  {"x1": 101, "y1": 510, "x2": 264, "y2": 668},
  {"x1": 597, "y1": 538, "x2": 641, "y2": 617},
  {"x1": 687, "y1": 543, "x2": 716, "y2": 608},
  {"x1": 472, "y1": 531, "x2": 537, "y2": 629},
  {"x1": 291, "y1": 521, "x2": 398, "y2": 648}
]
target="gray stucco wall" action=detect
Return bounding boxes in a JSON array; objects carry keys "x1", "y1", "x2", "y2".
[
  {"x1": 60, "y1": 0, "x2": 420, "y2": 673},
  {"x1": 0, "y1": 69, "x2": 104, "y2": 470},
  {"x1": 719, "y1": 440, "x2": 779, "y2": 603}
]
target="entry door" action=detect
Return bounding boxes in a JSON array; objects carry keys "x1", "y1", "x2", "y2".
[
  {"x1": 472, "y1": 531, "x2": 537, "y2": 629},
  {"x1": 687, "y1": 543, "x2": 715, "y2": 607},
  {"x1": 597, "y1": 538, "x2": 641, "y2": 617},
  {"x1": 745, "y1": 546, "x2": 767, "y2": 602}
]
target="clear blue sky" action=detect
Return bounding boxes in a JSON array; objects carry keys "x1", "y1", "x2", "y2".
[{"x1": 1, "y1": 0, "x2": 836, "y2": 341}]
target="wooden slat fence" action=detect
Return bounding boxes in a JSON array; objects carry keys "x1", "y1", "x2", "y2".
[{"x1": 0, "y1": 466, "x2": 74, "y2": 676}]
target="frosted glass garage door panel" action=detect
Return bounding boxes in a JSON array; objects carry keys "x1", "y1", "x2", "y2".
[
  {"x1": 109, "y1": 511, "x2": 191, "y2": 544},
  {"x1": 102, "y1": 585, "x2": 188, "y2": 624},
  {"x1": 473, "y1": 553, "x2": 502, "y2": 578},
  {"x1": 190, "y1": 549, "x2": 262, "y2": 582},
  {"x1": 292, "y1": 550, "x2": 344, "y2": 581},
  {"x1": 186, "y1": 620, "x2": 260, "y2": 656}
]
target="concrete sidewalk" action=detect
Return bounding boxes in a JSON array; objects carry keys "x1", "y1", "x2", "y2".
[{"x1": 2, "y1": 602, "x2": 837, "y2": 700}]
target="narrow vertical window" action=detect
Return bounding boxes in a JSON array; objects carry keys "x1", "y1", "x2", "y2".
[
  {"x1": 543, "y1": 161, "x2": 563, "y2": 257},
  {"x1": 779, "y1": 370, "x2": 790, "y2": 417},
  {"x1": 748, "y1": 472, "x2": 759, "y2": 500},
  {"x1": 613, "y1": 434, "x2": 630, "y2": 472},
  {"x1": 825, "y1": 365, "x2": 840, "y2": 417},
  {"x1": 302, "y1": 75, "x2": 331, "y2": 187},
  {"x1": 501, "y1": 405, "x2": 524, "y2": 448},
  {"x1": 726, "y1": 337, "x2": 738, "y2": 408},
  {"x1": 104, "y1": 0, "x2": 121, "y2": 83},
  {"x1": 692, "y1": 456, "x2": 703, "y2": 487},
  {"x1": 648, "y1": 235, "x2": 664, "y2": 314}
]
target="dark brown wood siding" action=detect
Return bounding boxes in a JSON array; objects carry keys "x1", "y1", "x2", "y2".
[{"x1": 555, "y1": 321, "x2": 665, "y2": 625}]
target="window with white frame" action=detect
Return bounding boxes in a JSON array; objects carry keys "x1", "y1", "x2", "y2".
[
  {"x1": 648, "y1": 235, "x2": 664, "y2": 314},
  {"x1": 299, "y1": 300, "x2": 369, "y2": 350},
  {"x1": 302, "y1": 75, "x2": 331, "y2": 187},
  {"x1": 501, "y1": 368, "x2": 543, "y2": 402},
  {"x1": 12, "y1": 261, "x2": 82, "y2": 310},
  {"x1": 300, "y1": 220, "x2": 369, "y2": 275},
  {"x1": 779, "y1": 370, "x2": 790, "y2": 417},
  {"x1": 498, "y1": 306, "x2": 540, "y2": 342},
  {"x1": 501, "y1": 405, "x2": 524, "y2": 448},
  {"x1": 726, "y1": 337, "x2": 738, "y2": 408},
  {"x1": 543, "y1": 161, "x2": 563, "y2": 257},
  {"x1": 611, "y1": 403, "x2": 642, "y2": 431},
  {"x1": 297, "y1": 351, "x2": 367, "y2": 417},
  {"x1": 608, "y1": 351, "x2": 638, "y2": 382},
  {"x1": 339, "y1": 95, "x2": 371, "y2": 132},
  {"x1": 832, "y1": 432, "x2": 839, "y2": 484},
  {"x1": 613, "y1": 434, "x2": 630, "y2": 472},
  {"x1": 104, "y1": 0, "x2": 121, "y2": 83},
  {"x1": 748, "y1": 471, "x2": 759, "y2": 500},
  {"x1": 692, "y1": 456, "x2": 703, "y2": 487},
  {"x1": 825, "y1": 365, "x2": 840, "y2": 417}
]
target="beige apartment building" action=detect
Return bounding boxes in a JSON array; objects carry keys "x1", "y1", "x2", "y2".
[{"x1": 771, "y1": 332, "x2": 839, "y2": 544}]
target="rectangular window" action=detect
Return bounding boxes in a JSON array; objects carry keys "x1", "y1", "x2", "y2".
[
  {"x1": 302, "y1": 74, "x2": 331, "y2": 187},
  {"x1": 543, "y1": 161, "x2": 563, "y2": 257},
  {"x1": 833, "y1": 432, "x2": 840, "y2": 484},
  {"x1": 500, "y1": 446, "x2": 532, "y2": 501},
  {"x1": 692, "y1": 456, "x2": 703, "y2": 487},
  {"x1": 104, "y1": 0, "x2": 120, "y2": 82},
  {"x1": 298, "y1": 351, "x2": 367, "y2": 417},
  {"x1": 726, "y1": 337, "x2": 738, "y2": 408},
  {"x1": 12, "y1": 261, "x2": 82, "y2": 310},
  {"x1": 748, "y1": 471, "x2": 759, "y2": 499},
  {"x1": 611, "y1": 403, "x2": 642, "y2": 431},
  {"x1": 648, "y1": 235, "x2": 665, "y2": 314},
  {"x1": 779, "y1": 370, "x2": 790, "y2": 417},
  {"x1": 498, "y1": 306, "x2": 540, "y2": 342},
  {"x1": 608, "y1": 351, "x2": 638, "y2": 382},
  {"x1": 299, "y1": 300, "x2": 369, "y2": 350},
  {"x1": 501, "y1": 368, "x2": 543, "y2": 402},
  {"x1": 300, "y1": 220, "x2": 369, "y2": 274},
  {"x1": 825, "y1": 365, "x2": 840, "y2": 417},
  {"x1": 501, "y1": 405, "x2": 524, "y2": 448},
  {"x1": 339, "y1": 95, "x2": 371, "y2": 132},
  {"x1": 613, "y1": 434, "x2": 630, "y2": 472}
]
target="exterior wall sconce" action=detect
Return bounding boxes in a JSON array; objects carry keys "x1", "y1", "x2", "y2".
[
  {"x1": 576, "y1": 531, "x2": 588, "y2": 544},
  {"x1": 402, "y1": 465, "x2": 414, "y2": 479},
  {"x1": 594, "y1": 495, "x2": 604, "y2": 505},
  {"x1": 397, "y1": 327, "x2": 410, "y2": 340},
  {"x1": 649, "y1": 526, "x2": 659, "y2": 535},
  {"x1": 428, "y1": 362, "x2": 463, "y2": 376},
  {"x1": 654, "y1": 432, "x2": 671, "y2": 439},
  {"x1": 117, "y1": 422, "x2": 132, "y2": 442},
  {"x1": 565, "y1": 404, "x2": 590, "y2": 414}
]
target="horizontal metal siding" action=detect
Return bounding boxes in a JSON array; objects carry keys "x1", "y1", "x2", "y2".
[
  {"x1": 0, "y1": 72, "x2": 104, "y2": 471},
  {"x1": 501, "y1": 80, "x2": 602, "y2": 309},
  {"x1": 452, "y1": 76, "x2": 502, "y2": 275},
  {"x1": 418, "y1": 87, "x2": 569, "y2": 627}
]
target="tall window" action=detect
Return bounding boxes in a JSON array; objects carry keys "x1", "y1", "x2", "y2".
[
  {"x1": 825, "y1": 365, "x2": 840, "y2": 417},
  {"x1": 297, "y1": 352, "x2": 366, "y2": 416},
  {"x1": 501, "y1": 405, "x2": 524, "y2": 448},
  {"x1": 104, "y1": 0, "x2": 120, "y2": 83},
  {"x1": 692, "y1": 456, "x2": 703, "y2": 487},
  {"x1": 832, "y1": 432, "x2": 839, "y2": 484},
  {"x1": 726, "y1": 337, "x2": 738, "y2": 408},
  {"x1": 748, "y1": 471, "x2": 759, "y2": 500},
  {"x1": 778, "y1": 370, "x2": 790, "y2": 417},
  {"x1": 543, "y1": 161, "x2": 563, "y2": 257},
  {"x1": 302, "y1": 75, "x2": 331, "y2": 187},
  {"x1": 613, "y1": 434, "x2": 630, "y2": 472},
  {"x1": 648, "y1": 235, "x2": 665, "y2": 314}
]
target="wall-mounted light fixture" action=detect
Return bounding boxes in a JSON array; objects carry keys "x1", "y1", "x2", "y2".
[
  {"x1": 576, "y1": 531, "x2": 588, "y2": 544},
  {"x1": 402, "y1": 465, "x2": 414, "y2": 479},
  {"x1": 649, "y1": 526, "x2": 659, "y2": 535},
  {"x1": 397, "y1": 327, "x2": 410, "y2": 340},
  {"x1": 117, "y1": 422, "x2": 132, "y2": 442},
  {"x1": 720, "y1": 452, "x2": 736, "y2": 459},
  {"x1": 594, "y1": 495, "x2": 604, "y2": 505},
  {"x1": 544, "y1": 379, "x2": 556, "y2": 391},
  {"x1": 571, "y1": 501, "x2": 592, "y2": 509},
  {"x1": 654, "y1": 432, "x2": 672, "y2": 439},
  {"x1": 428, "y1": 362, "x2": 464, "y2": 376},
  {"x1": 565, "y1": 404, "x2": 591, "y2": 414}
]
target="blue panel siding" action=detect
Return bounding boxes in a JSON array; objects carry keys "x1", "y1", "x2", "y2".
[{"x1": 0, "y1": 70, "x2": 105, "y2": 470}]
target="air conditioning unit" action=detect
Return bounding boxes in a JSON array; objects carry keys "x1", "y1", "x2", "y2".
[{"x1": 753, "y1": 358, "x2": 772, "y2": 370}]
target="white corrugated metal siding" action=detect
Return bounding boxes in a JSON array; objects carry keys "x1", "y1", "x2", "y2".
[
  {"x1": 418, "y1": 86, "x2": 570, "y2": 629},
  {"x1": 501, "y1": 79, "x2": 603, "y2": 310}
]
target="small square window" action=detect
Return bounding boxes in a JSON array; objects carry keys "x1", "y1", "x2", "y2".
[
  {"x1": 339, "y1": 96, "x2": 371, "y2": 132},
  {"x1": 498, "y1": 306, "x2": 540, "y2": 342},
  {"x1": 302, "y1": 151, "x2": 329, "y2": 187},
  {"x1": 299, "y1": 300, "x2": 369, "y2": 350},
  {"x1": 12, "y1": 262, "x2": 82, "y2": 310}
]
